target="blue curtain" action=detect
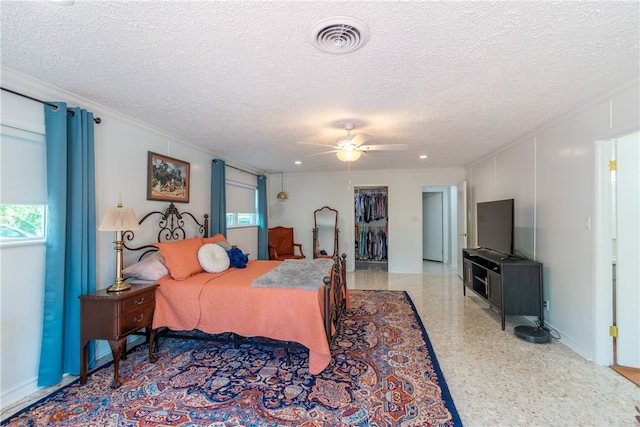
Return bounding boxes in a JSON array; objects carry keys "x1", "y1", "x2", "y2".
[
  {"x1": 39, "y1": 103, "x2": 96, "y2": 386},
  {"x1": 210, "y1": 159, "x2": 227, "y2": 237},
  {"x1": 257, "y1": 174, "x2": 268, "y2": 259}
]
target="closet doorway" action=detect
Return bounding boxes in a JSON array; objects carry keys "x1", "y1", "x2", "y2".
[{"x1": 354, "y1": 186, "x2": 388, "y2": 271}]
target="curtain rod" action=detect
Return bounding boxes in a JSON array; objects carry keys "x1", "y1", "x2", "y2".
[
  {"x1": 213, "y1": 159, "x2": 260, "y2": 177},
  {"x1": 1, "y1": 87, "x2": 102, "y2": 124}
]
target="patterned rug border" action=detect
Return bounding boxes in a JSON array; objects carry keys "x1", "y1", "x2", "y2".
[
  {"x1": 399, "y1": 290, "x2": 462, "y2": 426},
  {"x1": 3, "y1": 289, "x2": 463, "y2": 426}
]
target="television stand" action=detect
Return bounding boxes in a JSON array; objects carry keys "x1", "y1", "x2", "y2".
[{"x1": 462, "y1": 248, "x2": 545, "y2": 336}]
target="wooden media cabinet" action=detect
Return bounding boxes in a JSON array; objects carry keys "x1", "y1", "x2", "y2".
[{"x1": 462, "y1": 248, "x2": 543, "y2": 330}]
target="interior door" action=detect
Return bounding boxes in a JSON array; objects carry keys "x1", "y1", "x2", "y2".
[
  {"x1": 615, "y1": 132, "x2": 639, "y2": 368},
  {"x1": 457, "y1": 181, "x2": 468, "y2": 278},
  {"x1": 423, "y1": 192, "x2": 443, "y2": 261}
]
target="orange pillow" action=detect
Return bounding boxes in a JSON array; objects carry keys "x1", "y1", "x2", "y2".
[
  {"x1": 153, "y1": 237, "x2": 203, "y2": 280},
  {"x1": 201, "y1": 233, "x2": 229, "y2": 245}
]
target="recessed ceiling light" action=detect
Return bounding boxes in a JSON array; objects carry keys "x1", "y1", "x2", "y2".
[
  {"x1": 419, "y1": 155, "x2": 428, "y2": 159},
  {"x1": 294, "y1": 161, "x2": 302, "y2": 165},
  {"x1": 46, "y1": 0, "x2": 74, "y2": 5}
]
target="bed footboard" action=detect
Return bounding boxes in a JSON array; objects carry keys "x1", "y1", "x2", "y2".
[{"x1": 324, "y1": 253, "x2": 347, "y2": 343}]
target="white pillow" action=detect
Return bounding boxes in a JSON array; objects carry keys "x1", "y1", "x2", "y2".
[
  {"x1": 198, "y1": 243, "x2": 230, "y2": 273},
  {"x1": 122, "y1": 251, "x2": 169, "y2": 281}
]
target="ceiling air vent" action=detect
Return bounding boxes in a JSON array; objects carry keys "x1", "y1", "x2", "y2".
[{"x1": 310, "y1": 17, "x2": 370, "y2": 54}]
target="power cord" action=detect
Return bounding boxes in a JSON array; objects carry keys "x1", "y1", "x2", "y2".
[{"x1": 535, "y1": 318, "x2": 561, "y2": 340}]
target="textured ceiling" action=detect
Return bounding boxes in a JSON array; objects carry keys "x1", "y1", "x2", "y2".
[{"x1": 1, "y1": 1, "x2": 638, "y2": 173}]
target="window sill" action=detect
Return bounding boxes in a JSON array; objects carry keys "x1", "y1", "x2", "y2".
[{"x1": 0, "y1": 238, "x2": 46, "y2": 248}]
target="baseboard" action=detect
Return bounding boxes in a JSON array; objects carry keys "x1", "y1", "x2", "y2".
[
  {"x1": 516, "y1": 315, "x2": 595, "y2": 362},
  {"x1": 543, "y1": 323, "x2": 593, "y2": 363},
  {"x1": 1, "y1": 378, "x2": 39, "y2": 411}
]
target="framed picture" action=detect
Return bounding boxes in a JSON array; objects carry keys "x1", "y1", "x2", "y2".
[{"x1": 147, "y1": 151, "x2": 190, "y2": 203}]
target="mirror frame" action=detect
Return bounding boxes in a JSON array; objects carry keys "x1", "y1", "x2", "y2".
[{"x1": 313, "y1": 206, "x2": 339, "y2": 259}]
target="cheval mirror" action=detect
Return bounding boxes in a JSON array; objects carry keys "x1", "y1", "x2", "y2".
[{"x1": 313, "y1": 206, "x2": 339, "y2": 259}]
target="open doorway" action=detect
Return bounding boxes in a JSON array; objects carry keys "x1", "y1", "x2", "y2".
[
  {"x1": 423, "y1": 192, "x2": 443, "y2": 262},
  {"x1": 422, "y1": 185, "x2": 459, "y2": 267},
  {"x1": 598, "y1": 131, "x2": 639, "y2": 386}
]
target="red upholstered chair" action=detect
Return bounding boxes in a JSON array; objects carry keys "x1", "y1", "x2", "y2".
[{"x1": 268, "y1": 226, "x2": 305, "y2": 260}]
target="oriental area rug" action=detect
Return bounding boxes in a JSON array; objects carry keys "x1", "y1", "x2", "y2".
[{"x1": 3, "y1": 290, "x2": 461, "y2": 427}]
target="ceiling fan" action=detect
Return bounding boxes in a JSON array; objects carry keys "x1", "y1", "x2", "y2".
[{"x1": 300, "y1": 122, "x2": 408, "y2": 162}]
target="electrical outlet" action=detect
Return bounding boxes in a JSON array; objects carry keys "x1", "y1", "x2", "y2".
[{"x1": 543, "y1": 300, "x2": 550, "y2": 311}]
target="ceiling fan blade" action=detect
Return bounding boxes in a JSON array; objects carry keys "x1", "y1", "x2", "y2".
[
  {"x1": 308, "y1": 149, "x2": 340, "y2": 157},
  {"x1": 350, "y1": 133, "x2": 373, "y2": 147},
  {"x1": 295, "y1": 141, "x2": 338, "y2": 148},
  {"x1": 358, "y1": 144, "x2": 408, "y2": 151}
]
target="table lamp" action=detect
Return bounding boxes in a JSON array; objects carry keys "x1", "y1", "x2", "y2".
[{"x1": 98, "y1": 195, "x2": 140, "y2": 292}]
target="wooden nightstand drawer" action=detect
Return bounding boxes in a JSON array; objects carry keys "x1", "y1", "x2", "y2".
[
  {"x1": 120, "y1": 290, "x2": 154, "y2": 312},
  {"x1": 80, "y1": 283, "x2": 159, "y2": 388},
  {"x1": 119, "y1": 303, "x2": 154, "y2": 336}
]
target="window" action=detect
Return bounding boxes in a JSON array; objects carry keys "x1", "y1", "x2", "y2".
[
  {"x1": 0, "y1": 125, "x2": 47, "y2": 242},
  {"x1": 0, "y1": 205, "x2": 45, "y2": 239},
  {"x1": 226, "y1": 181, "x2": 258, "y2": 227}
]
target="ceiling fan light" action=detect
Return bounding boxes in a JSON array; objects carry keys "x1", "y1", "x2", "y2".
[{"x1": 336, "y1": 150, "x2": 361, "y2": 162}]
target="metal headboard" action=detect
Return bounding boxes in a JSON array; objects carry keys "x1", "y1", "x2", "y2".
[{"x1": 123, "y1": 202, "x2": 209, "y2": 261}]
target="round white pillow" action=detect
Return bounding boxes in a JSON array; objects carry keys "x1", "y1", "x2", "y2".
[{"x1": 198, "y1": 243, "x2": 230, "y2": 273}]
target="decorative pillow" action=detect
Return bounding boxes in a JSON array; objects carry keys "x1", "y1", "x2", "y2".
[
  {"x1": 228, "y1": 247, "x2": 249, "y2": 268},
  {"x1": 153, "y1": 237, "x2": 203, "y2": 280},
  {"x1": 198, "y1": 243, "x2": 230, "y2": 273},
  {"x1": 201, "y1": 233, "x2": 229, "y2": 245},
  {"x1": 215, "y1": 241, "x2": 232, "y2": 252},
  {"x1": 122, "y1": 251, "x2": 169, "y2": 281}
]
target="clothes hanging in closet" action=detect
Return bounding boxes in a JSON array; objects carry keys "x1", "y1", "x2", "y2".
[
  {"x1": 357, "y1": 226, "x2": 387, "y2": 260},
  {"x1": 354, "y1": 192, "x2": 387, "y2": 223}
]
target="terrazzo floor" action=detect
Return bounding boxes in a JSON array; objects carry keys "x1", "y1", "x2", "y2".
[
  {"x1": 348, "y1": 261, "x2": 639, "y2": 427},
  {"x1": 3, "y1": 261, "x2": 639, "y2": 426}
]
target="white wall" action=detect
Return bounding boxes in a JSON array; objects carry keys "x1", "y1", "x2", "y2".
[
  {"x1": 0, "y1": 243, "x2": 46, "y2": 406},
  {"x1": 267, "y1": 168, "x2": 465, "y2": 274},
  {"x1": 466, "y1": 78, "x2": 639, "y2": 364}
]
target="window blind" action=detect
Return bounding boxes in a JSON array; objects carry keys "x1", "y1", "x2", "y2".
[
  {"x1": 226, "y1": 181, "x2": 256, "y2": 213},
  {"x1": 1, "y1": 125, "x2": 46, "y2": 204}
]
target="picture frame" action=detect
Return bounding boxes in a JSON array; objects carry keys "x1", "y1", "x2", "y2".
[{"x1": 147, "y1": 151, "x2": 190, "y2": 203}]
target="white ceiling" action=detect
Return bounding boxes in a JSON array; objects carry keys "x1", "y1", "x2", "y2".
[{"x1": 1, "y1": 1, "x2": 638, "y2": 173}]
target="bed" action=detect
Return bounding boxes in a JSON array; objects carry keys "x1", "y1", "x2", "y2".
[{"x1": 123, "y1": 202, "x2": 348, "y2": 374}]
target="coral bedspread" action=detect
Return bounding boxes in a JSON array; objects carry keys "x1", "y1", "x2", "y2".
[{"x1": 152, "y1": 260, "x2": 345, "y2": 374}]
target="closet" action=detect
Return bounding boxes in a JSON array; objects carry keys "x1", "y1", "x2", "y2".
[{"x1": 354, "y1": 186, "x2": 388, "y2": 268}]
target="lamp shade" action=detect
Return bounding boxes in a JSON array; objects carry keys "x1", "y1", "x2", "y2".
[
  {"x1": 98, "y1": 206, "x2": 140, "y2": 231},
  {"x1": 336, "y1": 149, "x2": 362, "y2": 162}
]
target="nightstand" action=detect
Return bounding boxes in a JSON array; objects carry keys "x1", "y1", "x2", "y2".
[{"x1": 79, "y1": 283, "x2": 158, "y2": 388}]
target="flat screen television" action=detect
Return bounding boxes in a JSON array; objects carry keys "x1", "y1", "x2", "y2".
[{"x1": 476, "y1": 199, "x2": 514, "y2": 255}]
